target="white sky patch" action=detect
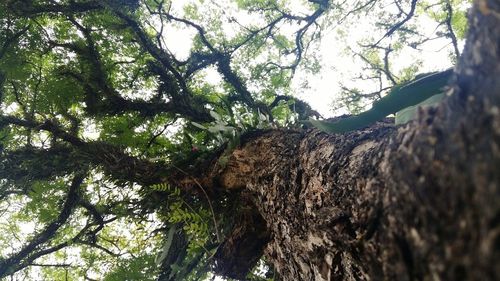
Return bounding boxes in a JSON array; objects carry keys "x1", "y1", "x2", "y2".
[
  {"x1": 81, "y1": 118, "x2": 100, "y2": 140},
  {"x1": 202, "y1": 65, "x2": 224, "y2": 86},
  {"x1": 162, "y1": 24, "x2": 196, "y2": 61}
]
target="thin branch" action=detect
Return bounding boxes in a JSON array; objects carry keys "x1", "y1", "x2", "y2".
[
  {"x1": 29, "y1": 263, "x2": 73, "y2": 268},
  {"x1": 444, "y1": 0, "x2": 461, "y2": 59},
  {"x1": 372, "y1": 0, "x2": 418, "y2": 46}
]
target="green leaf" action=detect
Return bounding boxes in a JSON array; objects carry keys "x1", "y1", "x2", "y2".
[{"x1": 395, "y1": 93, "x2": 445, "y2": 125}]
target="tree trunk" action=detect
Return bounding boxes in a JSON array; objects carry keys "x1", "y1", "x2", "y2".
[{"x1": 210, "y1": 1, "x2": 500, "y2": 280}]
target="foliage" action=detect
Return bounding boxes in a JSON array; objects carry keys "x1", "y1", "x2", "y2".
[{"x1": 151, "y1": 182, "x2": 211, "y2": 254}]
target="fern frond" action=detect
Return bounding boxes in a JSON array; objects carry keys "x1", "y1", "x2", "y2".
[{"x1": 150, "y1": 183, "x2": 181, "y2": 196}]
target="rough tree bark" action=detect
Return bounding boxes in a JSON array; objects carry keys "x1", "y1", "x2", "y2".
[{"x1": 205, "y1": 1, "x2": 500, "y2": 280}]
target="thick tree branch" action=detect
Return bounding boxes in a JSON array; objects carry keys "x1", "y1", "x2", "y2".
[
  {"x1": 0, "y1": 145, "x2": 82, "y2": 184},
  {"x1": 0, "y1": 115, "x2": 170, "y2": 186},
  {"x1": 7, "y1": 0, "x2": 101, "y2": 16}
]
